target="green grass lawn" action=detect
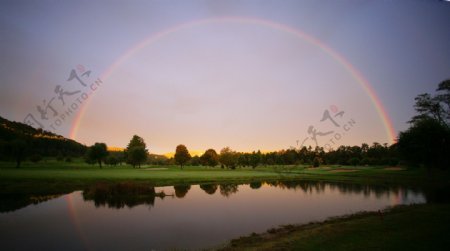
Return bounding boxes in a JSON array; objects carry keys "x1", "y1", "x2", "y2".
[
  {"x1": 221, "y1": 203, "x2": 450, "y2": 251},
  {"x1": 0, "y1": 160, "x2": 447, "y2": 194}
]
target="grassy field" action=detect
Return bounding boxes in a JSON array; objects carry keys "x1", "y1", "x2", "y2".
[
  {"x1": 221, "y1": 203, "x2": 450, "y2": 251},
  {"x1": 0, "y1": 159, "x2": 448, "y2": 194}
]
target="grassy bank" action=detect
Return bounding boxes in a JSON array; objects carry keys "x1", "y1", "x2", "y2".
[{"x1": 220, "y1": 203, "x2": 450, "y2": 251}]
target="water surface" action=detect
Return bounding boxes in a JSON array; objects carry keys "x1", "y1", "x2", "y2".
[{"x1": 0, "y1": 181, "x2": 425, "y2": 250}]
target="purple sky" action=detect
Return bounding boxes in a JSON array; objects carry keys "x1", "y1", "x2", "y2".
[{"x1": 1, "y1": 0, "x2": 449, "y2": 153}]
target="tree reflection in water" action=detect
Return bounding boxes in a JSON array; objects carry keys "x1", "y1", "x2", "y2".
[
  {"x1": 82, "y1": 182, "x2": 166, "y2": 209},
  {"x1": 265, "y1": 180, "x2": 413, "y2": 199},
  {"x1": 173, "y1": 185, "x2": 191, "y2": 198},
  {"x1": 219, "y1": 184, "x2": 239, "y2": 197},
  {"x1": 199, "y1": 184, "x2": 218, "y2": 195},
  {"x1": 0, "y1": 194, "x2": 63, "y2": 213},
  {"x1": 249, "y1": 182, "x2": 262, "y2": 190},
  {"x1": 0, "y1": 180, "x2": 433, "y2": 214}
]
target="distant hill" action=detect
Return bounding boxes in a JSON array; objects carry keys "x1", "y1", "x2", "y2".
[
  {"x1": 107, "y1": 146, "x2": 125, "y2": 152},
  {"x1": 0, "y1": 115, "x2": 87, "y2": 158}
]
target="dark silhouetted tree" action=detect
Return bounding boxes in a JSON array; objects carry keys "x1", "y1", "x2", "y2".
[
  {"x1": 105, "y1": 155, "x2": 119, "y2": 166},
  {"x1": 10, "y1": 139, "x2": 27, "y2": 168},
  {"x1": 127, "y1": 147, "x2": 147, "y2": 168},
  {"x1": 349, "y1": 157, "x2": 360, "y2": 166},
  {"x1": 409, "y1": 79, "x2": 450, "y2": 127},
  {"x1": 200, "y1": 149, "x2": 219, "y2": 167},
  {"x1": 249, "y1": 151, "x2": 261, "y2": 169},
  {"x1": 87, "y1": 143, "x2": 108, "y2": 168},
  {"x1": 125, "y1": 135, "x2": 148, "y2": 168},
  {"x1": 219, "y1": 147, "x2": 238, "y2": 169},
  {"x1": 398, "y1": 118, "x2": 450, "y2": 170},
  {"x1": 312, "y1": 156, "x2": 321, "y2": 167},
  {"x1": 398, "y1": 80, "x2": 450, "y2": 170},
  {"x1": 126, "y1": 135, "x2": 146, "y2": 149},
  {"x1": 188, "y1": 155, "x2": 201, "y2": 166},
  {"x1": 174, "y1": 144, "x2": 191, "y2": 169}
]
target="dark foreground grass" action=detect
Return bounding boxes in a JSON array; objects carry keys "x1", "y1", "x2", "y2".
[{"x1": 220, "y1": 203, "x2": 450, "y2": 251}]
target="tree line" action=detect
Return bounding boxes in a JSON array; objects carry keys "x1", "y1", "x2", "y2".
[
  {"x1": 2, "y1": 79, "x2": 449, "y2": 171},
  {"x1": 397, "y1": 79, "x2": 450, "y2": 170},
  {"x1": 86, "y1": 79, "x2": 450, "y2": 171},
  {"x1": 84, "y1": 136, "x2": 399, "y2": 169}
]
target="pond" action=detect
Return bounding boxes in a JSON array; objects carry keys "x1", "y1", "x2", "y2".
[{"x1": 0, "y1": 181, "x2": 425, "y2": 250}]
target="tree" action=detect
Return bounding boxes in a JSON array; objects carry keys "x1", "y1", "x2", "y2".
[
  {"x1": 174, "y1": 144, "x2": 191, "y2": 169},
  {"x1": 409, "y1": 79, "x2": 450, "y2": 127},
  {"x1": 248, "y1": 151, "x2": 261, "y2": 169},
  {"x1": 349, "y1": 157, "x2": 360, "y2": 166},
  {"x1": 126, "y1": 135, "x2": 146, "y2": 149},
  {"x1": 125, "y1": 135, "x2": 148, "y2": 168},
  {"x1": 312, "y1": 156, "x2": 321, "y2": 167},
  {"x1": 10, "y1": 139, "x2": 27, "y2": 168},
  {"x1": 87, "y1": 143, "x2": 108, "y2": 168},
  {"x1": 200, "y1": 149, "x2": 219, "y2": 167},
  {"x1": 398, "y1": 118, "x2": 450, "y2": 170},
  {"x1": 398, "y1": 80, "x2": 450, "y2": 170},
  {"x1": 188, "y1": 155, "x2": 201, "y2": 166},
  {"x1": 105, "y1": 155, "x2": 119, "y2": 166},
  {"x1": 219, "y1": 147, "x2": 238, "y2": 169},
  {"x1": 0, "y1": 139, "x2": 6, "y2": 161},
  {"x1": 436, "y1": 79, "x2": 450, "y2": 123},
  {"x1": 127, "y1": 146, "x2": 147, "y2": 168}
]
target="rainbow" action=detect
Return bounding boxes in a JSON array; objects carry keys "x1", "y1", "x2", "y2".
[
  {"x1": 69, "y1": 16, "x2": 396, "y2": 144},
  {"x1": 66, "y1": 17, "x2": 397, "y2": 245}
]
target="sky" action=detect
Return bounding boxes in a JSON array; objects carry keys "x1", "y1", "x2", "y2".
[{"x1": 1, "y1": 0, "x2": 449, "y2": 154}]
